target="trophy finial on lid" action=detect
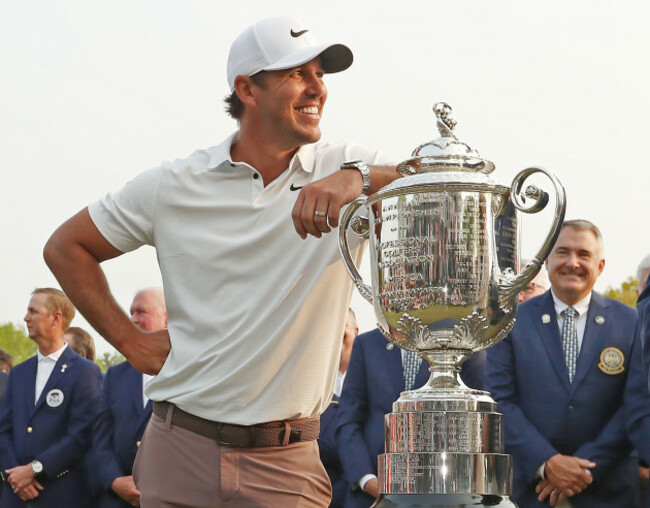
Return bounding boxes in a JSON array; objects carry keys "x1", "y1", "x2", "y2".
[{"x1": 433, "y1": 102, "x2": 457, "y2": 139}]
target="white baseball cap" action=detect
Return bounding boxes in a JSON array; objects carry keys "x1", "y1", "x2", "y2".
[{"x1": 227, "y1": 16, "x2": 353, "y2": 92}]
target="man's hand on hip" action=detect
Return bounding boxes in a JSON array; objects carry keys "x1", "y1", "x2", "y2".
[{"x1": 122, "y1": 329, "x2": 171, "y2": 375}]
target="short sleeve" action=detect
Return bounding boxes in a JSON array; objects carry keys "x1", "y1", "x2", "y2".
[{"x1": 88, "y1": 166, "x2": 161, "y2": 252}]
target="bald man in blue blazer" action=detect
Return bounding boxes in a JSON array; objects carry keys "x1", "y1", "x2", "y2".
[
  {"x1": 92, "y1": 362, "x2": 153, "y2": 508},
  {"x1": 91, "y1": 288, "x2": 166, "y2": 507},
  {"x1": 486, "y1": 220, "x2": 646, "y2": 508}
]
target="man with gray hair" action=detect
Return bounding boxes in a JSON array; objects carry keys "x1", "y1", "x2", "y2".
[
  {"x1": 487, "y1": 219, "x2": 648, "y2": 507},
  {"x1": 92, "y1": 288, "x2": 167, "y2": 507},
  {"x1": 637, "y1": 255, "x2": 650, "y2": 293},
  {"x1": 519, "y1": 260, "x2": 550, "y2": 303}
]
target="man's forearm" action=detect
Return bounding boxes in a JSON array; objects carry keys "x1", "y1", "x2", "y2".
[{"x1": 43, "y1": 208, "x2": 135, "y2": 353}]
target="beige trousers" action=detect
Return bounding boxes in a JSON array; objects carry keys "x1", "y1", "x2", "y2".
[{"x1": 133, "y1": 407, "x2": 332, "y2": 507}]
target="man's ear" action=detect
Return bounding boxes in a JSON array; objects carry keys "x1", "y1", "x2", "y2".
[{"x1": 233, "y1": 75, "x2": 257, "y2": 108}]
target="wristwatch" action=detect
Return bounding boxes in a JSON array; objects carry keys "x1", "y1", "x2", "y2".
[
  {"x1": 340, "y1": 160, "x2": 371, "y2": 195},
  {"x1": 31, "y1": 460, "x2": 43, "y2": 476}
]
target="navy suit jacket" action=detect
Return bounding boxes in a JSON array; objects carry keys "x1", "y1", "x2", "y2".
[
  {"x1": 319, "y1": 394, "x2": 345, "y2": 508},
  {"x1": 91, "y1": 361, "x2": 152, "y2": 508},
  {"x1": 336, "y1": 328, "x2": 485, "y2": 508},
  {"x1": 0, "y1": 347, "x2": 102, "y2": 507},
  {"x1": 637, "y1": 284, "x2": 650, "y2": 388},
  {"x1": 486, "y1": 291, "x2": 639, "y2": 508}
]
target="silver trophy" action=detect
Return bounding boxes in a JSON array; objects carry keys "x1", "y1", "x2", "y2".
[{"x1": 339, "y1": 102, "x2": 566, "y2": 507}]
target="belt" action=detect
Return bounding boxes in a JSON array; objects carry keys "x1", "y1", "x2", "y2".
[{"x1": 153, "y1": 401, "x2": 320, "y2": 448}]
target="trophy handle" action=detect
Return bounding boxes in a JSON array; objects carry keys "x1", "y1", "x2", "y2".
[
  {"x1": 502, "y1": 166, "x2": 566, "y2": 298},
  {"x1": 338, "y1": 198, "x2": 373, "y2": 303}
]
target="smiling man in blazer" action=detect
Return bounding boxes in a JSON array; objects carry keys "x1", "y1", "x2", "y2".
[
  {"x1": 486, "y1": 220, "x2": 643, "y2": 507},
  {"x1": 0, "y1": 288, "x2": 102, "y2": 507}
]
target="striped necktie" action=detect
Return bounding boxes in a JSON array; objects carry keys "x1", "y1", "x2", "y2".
[
  {"x1": 402, "y1": 350, "x2": 422, "y2": 390},
  {"x1": 561, "y1": 307, "x2": 579, "y2": 382}
]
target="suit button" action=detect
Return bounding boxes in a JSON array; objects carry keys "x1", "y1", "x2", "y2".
[
  {"x1": 568, "y1": 405, "x2": 575, "y2": 412},
  {"x1": 27, "y1": 427, "x2": 33, "y2": 433},
  {"x1": 136, "y1": 441, "x2": 141, "y2": 447}
]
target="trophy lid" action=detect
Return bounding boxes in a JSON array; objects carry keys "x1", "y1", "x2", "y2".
[{"x1": 397, "y1": 102, "x2": 495, "y2": 176}]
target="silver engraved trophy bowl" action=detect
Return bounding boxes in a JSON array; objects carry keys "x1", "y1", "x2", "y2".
[{"x1": 339, "y1": 102, "x2": 566, "y2": 507}]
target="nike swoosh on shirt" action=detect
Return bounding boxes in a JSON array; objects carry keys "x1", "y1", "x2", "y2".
[
  {"x1": 290, "y1": 29, "x2": 309, "y2": 38},
  {"x1": 290, "y1": 183, "x2": 304, "y2": 191}
]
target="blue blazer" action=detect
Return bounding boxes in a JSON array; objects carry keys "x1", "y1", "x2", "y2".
[
  {"x1": 637, "y1": 284, "x2": 650, "y2": 387},
  {"x1": 485, "y1": 291, "x2": 639, "y2": 508},
  {"x1": 319, "y1": 394, "x2": 345, "y2": 508},
  {"x1": 0, "y1": 347, "x2": 102, "y2": 507},
  {"x1": 91, "y1": 361, "x2": 152, "y2": 508},
  {"x1": 336, "y1": 328, "x2": 485, "y2": 508}
]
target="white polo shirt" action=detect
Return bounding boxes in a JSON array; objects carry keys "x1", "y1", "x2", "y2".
[{"x1": 89, "y1": 132, "x2": 391, "y2": 425}]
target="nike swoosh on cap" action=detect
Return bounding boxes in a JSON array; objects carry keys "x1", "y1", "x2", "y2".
[
  {"x1": 290, "y1": 29, "x2": 309, "y2": 38},
  {"x1": 290, "y1": 183, "x2": 303, "y2": 191}
]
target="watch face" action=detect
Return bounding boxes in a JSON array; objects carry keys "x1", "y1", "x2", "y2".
[{"x1": 32, "y1": 461, "x2": 43, "y2": 474}]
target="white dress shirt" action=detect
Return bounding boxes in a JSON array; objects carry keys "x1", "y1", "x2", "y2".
[
  {"x1": 35, "y1": 343, "x2": 68, "y2": 403},
  {"x1": 142, "y1": 373, "x2": 155, "y2": 408}
]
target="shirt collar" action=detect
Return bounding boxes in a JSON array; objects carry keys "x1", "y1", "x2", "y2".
[
  {"x1": 206, "y1": 132, "x2": 317, "y2": 175},
  {"x1": 37, "y1": 343, "x2": 67, "y2": 363},
  {"x1": 551, "y1": 289, "x2": 592, "y2": 317}
]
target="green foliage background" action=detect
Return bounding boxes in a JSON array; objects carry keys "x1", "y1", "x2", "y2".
[
  {"x1": 603, "y1": 276, "x2": 638, "y2": 308},
  {"x1": 0, "y1": 322, "x2": 125, "y2": 372},
  {"x1": 0, "y1": 323, "x2": 37, "y2": 365}
]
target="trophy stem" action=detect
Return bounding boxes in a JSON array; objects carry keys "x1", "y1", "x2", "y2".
[{"x1": 421, "y1": 349, "x2": 471, "y2": 391}]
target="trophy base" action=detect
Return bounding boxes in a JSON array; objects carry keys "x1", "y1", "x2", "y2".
[{"x1": 372, "y1": 493, "x2": 517, "y2": 507}]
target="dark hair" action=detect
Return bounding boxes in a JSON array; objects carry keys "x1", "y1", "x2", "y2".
[
  {"x1": 224, "y1": 72, "x2": 266, "y2": 120},
  {"x1": 65, "y1": 326, "x2": 96, "y2": 362}
]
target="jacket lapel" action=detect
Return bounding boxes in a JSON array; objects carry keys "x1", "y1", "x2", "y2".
[
  {"x1": 22, "y1": 356, "x2": 38, "y2": 414},
  {"x1": 535, "y1": 293, "x2": 571, "y2": 392},
  {"x1": 385, "y1": 344, "x2": 406, "y2": 396},
  {"x1": 128, "y1": 365, "x2": 145, "y2": 416},
  {"x1": 571, "y1": 292, "x2": 608, "y2": 394},
  {"x1": 414, "y1": 355, "x2": 431, "y2": 389},
  {"x1": 31, "y1": 347, "x2": 76, "y2": 418}
]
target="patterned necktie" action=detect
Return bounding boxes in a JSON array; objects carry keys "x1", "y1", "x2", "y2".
[
  {"x1": 561, "y1": 307, "x2": 579, "y2": 382},
  {"x1": 402, "y1": 350, "x2": 422, "y2": 390}
]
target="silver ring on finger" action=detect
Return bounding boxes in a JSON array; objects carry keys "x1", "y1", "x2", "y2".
[
  {"x1": 314, "y1": 211, "x2": 327, "y2": 217},
  {"x1": 551, "y1": 490, "x2": 558, "y2": 497}
]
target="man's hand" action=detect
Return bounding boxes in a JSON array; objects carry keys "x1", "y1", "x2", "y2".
[
  {"x1": 16, "y1": 482, "x2": 43, "y2": 501},
  {"x1": 292, "y1": 169, "x2": 364, "y2": 239},
  {"x1": 291, "y1": 164, "x2": 399, "y2": 239},
  {"x1": 640, "y1": 465, "x2": 650, "y2": 485},
  {"x1": 121, "y1": 329, "x2": 171, "y2": 375},
  {"x1": 112, "y1": 475, "x2": 141, "y2": 506},
  {"x1": 362, "y1": 477, "x2": 379, "y2": 498},
  {"x1": 6, "y1": 465, "x2": 44, "y2": 500},
  {"x1": 536, "y1": 454, "x2": 594, "y2": 504}
]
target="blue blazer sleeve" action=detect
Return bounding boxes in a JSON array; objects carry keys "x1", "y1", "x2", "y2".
[
  {"x1": 485, "y1": 334, "x2": 558, "y2": 483},
  {"x1": 37, "y1": 361, "x2": 103, "y2": 477},
  {"x1": 0, "y1": 371, "x2": 19, "y2": 471},
  {"x1": 336, "y1": 337, "x2": 376, "y2": 485},
  {"x1": 91, "y1": 366, "x2": 128, "y2": 492},
  {"x1": 625, "y1": 323, "x2": 650, "y2": 465}
]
